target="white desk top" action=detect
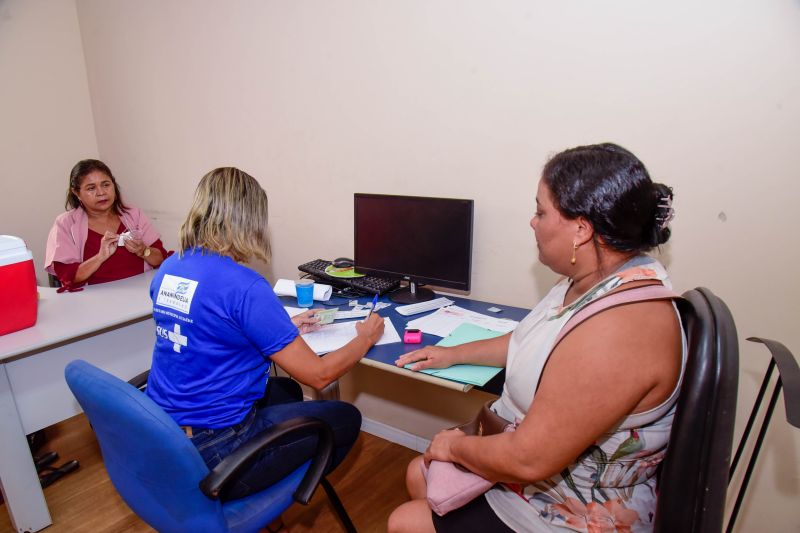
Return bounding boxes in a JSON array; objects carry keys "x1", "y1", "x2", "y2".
[{"x1": 0, "y1": 271, "x2": 156, "y2": 362}]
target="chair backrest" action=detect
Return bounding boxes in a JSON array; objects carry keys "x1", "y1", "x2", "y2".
[
  {"x1": 654, "y1": 288, "x2": 740, "y2": 533},
  {"x1": 64, "y1": 360, "x2": 228, "y2": 533}
]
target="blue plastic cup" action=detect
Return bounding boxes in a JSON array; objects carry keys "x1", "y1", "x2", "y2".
[{"x1": 296, "y1": 279, "x2": 314, "y2": 307}]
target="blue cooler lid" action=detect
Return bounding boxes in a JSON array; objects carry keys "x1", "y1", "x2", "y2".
[{"x1": 0, "y1": 235, "x2": 33, "y2": 266}]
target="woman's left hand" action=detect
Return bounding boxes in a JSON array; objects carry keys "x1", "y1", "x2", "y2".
[
  {"x1": 292, "y1": 309, "x2": 321, "y2": 334},
  {"x1": 424, "y1": 428, "x2": 466, "y2": 467},
  {"x1": 123, "y1": 237, "x2": 147, "y2": 257}
]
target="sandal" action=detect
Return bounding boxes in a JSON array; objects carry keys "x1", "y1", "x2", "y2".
[
  {"x1": 39, "y1": 459, "x2": 80, "y2": 488},
  {"x1": 34, "y1": 451, "x2": 59, "y2": 472}
]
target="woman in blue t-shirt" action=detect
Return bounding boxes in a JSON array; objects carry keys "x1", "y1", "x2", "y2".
[{"x1": 146, "y1": 167, "x2": 384, "y2": 504}]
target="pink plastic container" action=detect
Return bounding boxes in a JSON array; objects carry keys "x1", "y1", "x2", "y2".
[{"x1": 0, "y1": 235, "x2": 37, "y2": 335}]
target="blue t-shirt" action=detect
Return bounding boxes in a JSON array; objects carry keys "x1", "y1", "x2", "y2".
[{"x1": 146, "y1": 249, "x2": 298, "y2": 428}]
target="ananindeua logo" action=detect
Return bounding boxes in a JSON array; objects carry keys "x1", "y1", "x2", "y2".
[{"x1": 156, "y1": 274, "x2": 199, "y2": 314}]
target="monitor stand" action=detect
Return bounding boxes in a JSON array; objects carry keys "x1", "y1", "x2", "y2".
[{"x1": 390, "y1": 281, "x2": 436, "y2": 304}]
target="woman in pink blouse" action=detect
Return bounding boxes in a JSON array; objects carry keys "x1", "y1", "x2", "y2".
[{"x1": 45, "y1": 159, "x2": 168, "y2": 288}]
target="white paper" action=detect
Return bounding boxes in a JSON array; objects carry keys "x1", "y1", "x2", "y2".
[
  {"x1": 301, "y1": 317, "x2": 401, "y2": 354},
  {"x1": 117, "y1": 230, "x2": 132, "y2": 246},
  {"x1": 378, "y1": 317, "x2": 402, "y2": 345},
  {"x1": 285, "y1": 305, "x2": 392, "y2": 321},
  {"x1": 406, "y1": 305, "x2": 519, "y2": 337},
  {"x1": 283, "y1": 306, "x2": 307, "y2": 318},
  {"x1": 334, "y1": 309, "x2": 370, "y2": 320},
  {"x1": 273, "y1": 278, "x2": 332, "y2": 301}
]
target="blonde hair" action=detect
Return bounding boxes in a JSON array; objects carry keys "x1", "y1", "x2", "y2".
[{"x1": 179, "y1": 167, "x2": 271, "y2": 263}]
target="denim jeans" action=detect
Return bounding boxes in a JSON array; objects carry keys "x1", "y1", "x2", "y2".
[{"x1": 187, "y1": 377, "x2": 361, "y2": 501}]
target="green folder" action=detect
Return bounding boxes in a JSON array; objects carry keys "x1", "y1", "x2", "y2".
[{"x1": 405, "y1": 323, "x2": 506, "y2": 386}]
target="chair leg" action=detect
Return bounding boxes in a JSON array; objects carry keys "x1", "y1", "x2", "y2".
[{"x1": 320, "y1": 477, "x2": 357, "y2": 533}]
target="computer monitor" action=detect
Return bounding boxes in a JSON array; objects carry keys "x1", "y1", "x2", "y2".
[{"x1": 354, "y1": 193, "x2": 474, "y2": 304}]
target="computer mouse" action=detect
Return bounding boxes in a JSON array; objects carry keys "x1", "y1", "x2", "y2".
[{"x1": 332, "y1": 257, "x2": 354, "y2": 268}]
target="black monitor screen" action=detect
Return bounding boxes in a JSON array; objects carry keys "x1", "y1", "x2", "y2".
[{"x1": 354, "y1": 194, "x2": 473, "y2": 293}]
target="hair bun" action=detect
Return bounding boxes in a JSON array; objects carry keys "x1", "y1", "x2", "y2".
[{"x1": 543, "y1": 143, "x2": 675, "y2": 253}]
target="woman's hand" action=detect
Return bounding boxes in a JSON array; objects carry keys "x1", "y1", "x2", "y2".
[
  {"x1": 395, "y1": 345, "x2": 457, "y2": 371},
  {"x1": 355, "y1": 313, "x2": 385, "y2": 345},
  {"x1": 98, "y1": 231, "x2": 119, "y2": 261},
  {"x1": 123, "y1": 236, "x2": 147, "y2": 257},
  {"x1": 291, "y1": 309, "x2": 321, "y2": 334},
  {"x1": 424, "y1": 428, "x2": 466, "y2": 467}
]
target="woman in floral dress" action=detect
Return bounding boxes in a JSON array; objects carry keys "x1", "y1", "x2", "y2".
[{"x1": 389, "y1": 143, "x2": 682, "y2": 533}]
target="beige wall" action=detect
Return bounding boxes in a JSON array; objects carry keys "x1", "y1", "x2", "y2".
[
  {"x1": 4, "y1": 0, "x2": 799, "y2": 529},
  {"x1": 0, "y1": 0, "x2": 99, "y2": 277}
]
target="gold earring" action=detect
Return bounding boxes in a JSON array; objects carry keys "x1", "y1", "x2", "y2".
[{"x1": 570, "y1": 242, "x2": 578, "y2": 265}]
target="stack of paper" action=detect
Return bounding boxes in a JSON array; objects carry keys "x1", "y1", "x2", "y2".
[
  {"x1": 406, "y1": 305, "x2": 519, "y2": 337},
  {"x1": 283, "y1": 306, "x2": 384, "y2": 321},
  {"x1": 301, "y1": 317, "x2": 401, "y2": 354}
]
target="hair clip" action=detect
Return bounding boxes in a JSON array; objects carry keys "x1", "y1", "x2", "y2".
[{"x1": 656, "y1": 195, "x2": 675, "y2": 230}]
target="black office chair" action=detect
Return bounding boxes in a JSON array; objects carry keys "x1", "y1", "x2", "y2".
[{"x1": 654, "y1": 287, "x2": 740, "y2": 533}]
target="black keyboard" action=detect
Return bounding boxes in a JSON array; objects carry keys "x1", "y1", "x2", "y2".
[{"x1": 298, "y1": 259, "x2": 400, "y2": 296}]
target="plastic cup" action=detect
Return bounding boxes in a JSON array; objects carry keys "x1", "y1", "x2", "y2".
[{"x1": 296, "y1": 279, "x2": 314, "y2": 307}]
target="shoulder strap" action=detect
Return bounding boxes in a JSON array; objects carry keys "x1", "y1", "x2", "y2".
[
  {"x1": 533, "y1": 283, "x2": 681, "y2": 395},
  {"x1": 553, "y1": 283, "x2": 681, "y2": 347}
]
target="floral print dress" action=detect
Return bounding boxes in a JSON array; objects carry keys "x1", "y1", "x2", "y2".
[{"x1": 485, "y1": 256, "x2": 686, "y2": 532}]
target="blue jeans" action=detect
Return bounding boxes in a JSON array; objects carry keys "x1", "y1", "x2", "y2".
[{"x1": 188, "y1": 377, "x2": 361, "y2": 501}]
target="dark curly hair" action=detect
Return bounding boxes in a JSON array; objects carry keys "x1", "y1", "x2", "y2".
[{"x1": 542, "y1": 143, "x2": 673, "y2": 253}]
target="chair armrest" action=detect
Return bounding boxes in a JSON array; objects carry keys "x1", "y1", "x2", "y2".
[
  {"x1": 127, "y1": 370, "x2": 150, "y2": 391},
  {"x1": 199, "y1": 416, "x2": 334, "y2": 504},
  {"x1": 747, "y1": 337, "x2": 800, "y2": 427}
]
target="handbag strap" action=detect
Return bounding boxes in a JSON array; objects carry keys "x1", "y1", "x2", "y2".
[
  {"x1": 531, "y1": 283, "x2": 680, "y2": 395},
  {"x1": 553, "y1": 283, "x2": 681, "y2": 348}
]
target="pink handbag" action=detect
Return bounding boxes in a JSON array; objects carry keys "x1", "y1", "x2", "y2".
[
  {"x1": 422, "y1": 460, "x2": 493, "y2": 516},
  {"x1": 421, "y1": 401, "x2": 515, "y2": 516}
]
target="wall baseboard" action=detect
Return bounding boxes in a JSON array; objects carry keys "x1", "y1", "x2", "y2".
[
  {"x1": 361, "y1": 416, "x2": 431, "y2": 453},
  {"x1": 301, "y1": 394, "x2": 430, "y2": 453}
]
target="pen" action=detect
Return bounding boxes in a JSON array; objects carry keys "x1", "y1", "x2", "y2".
[{"x1": 365, "y1": 294, "x2": 379, "y2": 320}]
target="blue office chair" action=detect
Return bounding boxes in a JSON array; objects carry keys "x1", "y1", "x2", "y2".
[
  {"x1": 64, "y1": 359, "x2": 356, "y2": 533},
  {"x1": 654, "y1": 287, "x2": 740, "y2": 532}
]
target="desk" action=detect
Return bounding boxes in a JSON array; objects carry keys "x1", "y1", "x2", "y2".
[
  {"x1": 0, "y1": 272, "x2": 156, "y2": 533},
  {"x1": 2, "y1": 280, "x2": 526, "y2": 532},
  {"x1": 281, "y1": 292, "x2": 530, "y2": 395}
]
